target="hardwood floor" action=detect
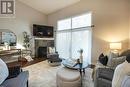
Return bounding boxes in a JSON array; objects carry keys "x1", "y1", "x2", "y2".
[{"x1": 6, "y1": 58, "x2": 45, "y2": 68}]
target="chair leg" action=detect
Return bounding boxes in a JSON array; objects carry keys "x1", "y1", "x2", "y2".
[{"x1": 27, "y1": 80, "x2": 29, "y2": 87}]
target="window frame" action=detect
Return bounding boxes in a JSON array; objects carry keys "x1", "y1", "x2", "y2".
[{"x1": 56, "y1": 12, "x2": 92, "y2": 64}]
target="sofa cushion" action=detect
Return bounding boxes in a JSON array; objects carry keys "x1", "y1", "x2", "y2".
[
  {"x1": 107, "y1": 52, "x2": 118, "y2": 67},
  {"x1": 99, "y1": 53, "x2": 104, "y2": 58},
  {"x1": 97, "y1": 78, "x2": 112, "y2": 87},
  {"x1": 48, "y1": 47, "x2": 55, "y2": 54},
  {"x1": 111, "y1": 56, "x2": 126, "y2": 69},
  {"x1": 0, "y1": 58, "x2": 9, "y2": 85},
  {"x1": 97, "y1": 68, "x2": 114, "y2": 81}
]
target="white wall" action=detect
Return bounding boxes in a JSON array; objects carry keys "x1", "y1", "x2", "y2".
[
  {"x1": 0, "y1": 0, "x2": 47, "y2": 55},
  {"x1": 48, "y1": 0, "x2": 129, "y2": 63}
]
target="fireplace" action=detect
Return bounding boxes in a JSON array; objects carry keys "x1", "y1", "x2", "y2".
[
  {"x1": 34, "y1": 38, "x2": 54, "y2": 59},
  {"x1": 38, "y1": 47, "x2": 47, "y2": 58}
]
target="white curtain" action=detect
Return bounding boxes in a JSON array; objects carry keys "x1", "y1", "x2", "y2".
[{"x1": 56, "y1": 13, "x2": 92, "y2": 64}]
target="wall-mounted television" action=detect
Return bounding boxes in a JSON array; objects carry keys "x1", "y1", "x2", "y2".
[{"x1": 33, "y1": 24, "x2": 53, "y2": 37}]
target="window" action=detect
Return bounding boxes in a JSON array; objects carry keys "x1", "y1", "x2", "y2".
[{"x1": 56, "y1": 13, "x2": 92, "y2": 64}]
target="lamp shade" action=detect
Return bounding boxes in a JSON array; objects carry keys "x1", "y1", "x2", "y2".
[{"x1": 110, "y1": 42, "x2": 122, "y2": 50}]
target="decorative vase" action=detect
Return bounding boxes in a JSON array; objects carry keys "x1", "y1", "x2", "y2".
[
  {"x1": 80, "y1": 53, "x2": 83, "y2": 63},
  {"x1": 78, "y1": 49, "x2": 83, "y2": 64}
]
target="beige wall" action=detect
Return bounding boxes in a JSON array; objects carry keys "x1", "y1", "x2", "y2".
[
  {"x1": 129, "y1": 0, "x2": 130, "y2": 48},
  {"x1": 48, "y1": 0, "x2": 129, "y2": 63},
  {"x1": 0, "y1": 1, "x2": 47, "y2": 55}
]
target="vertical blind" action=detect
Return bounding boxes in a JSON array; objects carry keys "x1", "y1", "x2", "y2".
[{"x1": 56, "y1": 13, "x2": 92, "y2": 64}]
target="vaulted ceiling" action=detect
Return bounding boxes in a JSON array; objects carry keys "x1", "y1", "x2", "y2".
[{"x1": 18, "y1": 0, "x2": 80, "y2": 15}]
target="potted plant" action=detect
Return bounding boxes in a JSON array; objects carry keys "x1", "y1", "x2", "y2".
[{"x1": 23, "y1": 31, "x2": 32, "y2": 50}]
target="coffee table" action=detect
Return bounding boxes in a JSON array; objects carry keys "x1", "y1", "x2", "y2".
[{"x1": 62, "y1": 59, "x2": 88, "y2": 73}]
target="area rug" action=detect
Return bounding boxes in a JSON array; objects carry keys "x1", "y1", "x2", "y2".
[{"x1": 22, "y1": 61, "x2": 94, "y2": 87}]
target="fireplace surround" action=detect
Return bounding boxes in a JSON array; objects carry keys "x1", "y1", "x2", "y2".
[{"x1": 34, "y1": 38, "x2": 54, "y2": 59}]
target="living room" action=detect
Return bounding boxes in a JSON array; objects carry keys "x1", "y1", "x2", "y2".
[{"x1": 0, "y1": 0, "x2": 130, "y2": 87}]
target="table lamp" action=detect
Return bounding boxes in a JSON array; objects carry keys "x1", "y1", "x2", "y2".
[{"x1": 110, "y1": 42, "x2": 122, "y2": 54}]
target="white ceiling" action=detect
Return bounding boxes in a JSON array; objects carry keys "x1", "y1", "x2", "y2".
[{"x1": 18, "y1": 0, "x2": 80, "y2": 15}]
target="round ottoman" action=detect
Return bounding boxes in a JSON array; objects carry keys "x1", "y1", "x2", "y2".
[{"x1": 56, "y1": 67, "x2": 81, "y2": 87}]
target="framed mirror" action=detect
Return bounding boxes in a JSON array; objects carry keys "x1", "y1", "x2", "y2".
[{"x1": 0, "y1": 29, "x2": 16, "y2": 46}]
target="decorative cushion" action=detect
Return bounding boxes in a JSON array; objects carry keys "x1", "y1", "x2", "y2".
[
  {"x1": 107, "y1": 52, "x2": 118, "y2": 67},
  {"x1": 24, "y1": 55, "x2": 33, "y2": 62},
  {"x1": 0, "y1": 58, "x2": 9, "y2": 85},
  {"x1": 99, "y1": 53, "x2": 104, "y2": 58},
  {"x1": 99, "y1": 56, "x2": 108, "y2": 66},
  {"x1": 111, "y1": 56, "x2": 126, "y2": 69},
  {"x1": 97, "y1": 68, "x2": 114, "y2": 81},
  {"x1": 48, "y1": 47, "x2": 55, "y2": 54},
  {"x1": 98, "y1": 53, "x2": 108, "y2": 66}
]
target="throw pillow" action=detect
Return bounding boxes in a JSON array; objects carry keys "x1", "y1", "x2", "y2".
[
  {"x1": 48, "y1": 47, "x2": 55, "y2": 54},
  {"x1": 99, "y1": 56, "x2": 108, "y2": 66},
  {"x1": 111, "y1": 56, "x2": 126, "y2": 69},
  {"x1": 24, "y1": 55, "x2": 34, "y2": 62},
  {"x1": 99, "y1": 53, "x2": 104, "y2": 58},
  {"x1": 107, "y1": 52, "x2": 119, "y2": 67},
  {"x1": 0, "y1": 58, "x2": 9, "y2": 85}
]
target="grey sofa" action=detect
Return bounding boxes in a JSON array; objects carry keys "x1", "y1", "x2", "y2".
[
  {"x1": 94, "y1": 68, "x2": 130, "y2": 87},
  {"x1": 94, "y1": 50, "x2": 130, "y2": 87},
  {"x1": 0, "y1": 65, "x2": 29, "y2": 87},
  {"x1": 94, "y1": 68, "x2": 114, "y2": 87}
]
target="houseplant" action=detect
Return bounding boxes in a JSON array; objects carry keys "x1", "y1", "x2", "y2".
[{"x1": 23, "y1": 31, "x2": 32, "y2": 50}]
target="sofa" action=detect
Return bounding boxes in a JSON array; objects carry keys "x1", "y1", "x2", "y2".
[
  {"x1": 94, "y1": 50, "x2": 130, "y2": 87},
  {"x1": 0, "y1": 64, "x2": 29, "y2": 87},
  {"x1": 94, "y1": 68, "x2": 130, "y2": 87}
]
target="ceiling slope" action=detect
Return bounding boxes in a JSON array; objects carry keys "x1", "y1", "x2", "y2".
[{"x1": 18, "y1": 0, "x2": 80, "y2": 14}]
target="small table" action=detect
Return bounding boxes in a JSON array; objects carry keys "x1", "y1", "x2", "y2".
[
  {"x1": 0, "y1": 49, "x2": 21, "y2": 63},
  {"x1": 62, "y1": 59, "x2": 88, "y2": 73}
]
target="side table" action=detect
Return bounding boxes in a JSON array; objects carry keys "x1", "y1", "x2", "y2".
[{"x1": 6, "y1": 62, "x2": 22, "y2": 79}]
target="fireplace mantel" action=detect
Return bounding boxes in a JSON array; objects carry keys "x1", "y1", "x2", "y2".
[{"x1": 34, "y1": 37, "x2": 54, "y2": 40}]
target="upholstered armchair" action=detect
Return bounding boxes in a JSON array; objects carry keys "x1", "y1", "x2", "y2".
[
  {"x1": 94, "y1": 68, "x2": 114, "y2": 87},
  {"x1": 94, "y1": 68, "x2": 130, "y2": 87},
  {"x1": 0, "y1": 63, "x2": 29, "y2": 87},
  {"x1": 47, "y1": 47, "x2": 62, "y2": 66}
]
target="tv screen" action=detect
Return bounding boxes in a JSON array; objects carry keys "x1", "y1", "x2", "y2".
[{"x1": 33, "y1": 24, "x2": 53, "y2": 37}]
